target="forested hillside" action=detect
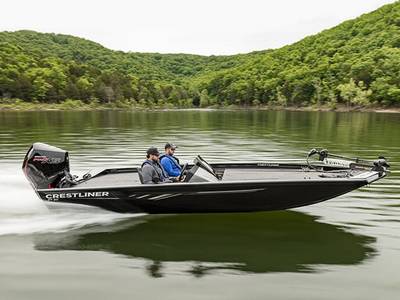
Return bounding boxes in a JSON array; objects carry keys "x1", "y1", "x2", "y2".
[{"x1": 1, "y1": 1, "x2": 400, "y2": 108}]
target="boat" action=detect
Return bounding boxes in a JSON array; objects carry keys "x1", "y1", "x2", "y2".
[{"x1": 22, "y1": 143, "x2": 389, "y2": 214}]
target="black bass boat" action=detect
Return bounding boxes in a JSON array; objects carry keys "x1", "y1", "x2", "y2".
[{"x1": 22, "y1": 143, "x2": 389, "y2": 214}]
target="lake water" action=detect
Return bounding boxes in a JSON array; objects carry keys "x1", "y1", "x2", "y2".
[{"x1": 0, "y1": 110, "x2": 399, "y2": 300}]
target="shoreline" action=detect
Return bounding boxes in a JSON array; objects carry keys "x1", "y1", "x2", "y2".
[{"x1": 0, "y1": 101, "x2": 399, "y2": 114}]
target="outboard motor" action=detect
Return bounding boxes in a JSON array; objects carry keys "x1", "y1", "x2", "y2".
[{"x1": 22, "y1": 143, "x2": 70, "y2": 189}]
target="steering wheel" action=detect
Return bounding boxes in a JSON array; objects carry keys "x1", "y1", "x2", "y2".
[{"x1": 178, "y1": 163, "x2": 189, "y2": 181}]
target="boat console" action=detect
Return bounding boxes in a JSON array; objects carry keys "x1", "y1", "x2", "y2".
[{"x1": 184, "y1": 156, "x2": 220, "y2": 183}]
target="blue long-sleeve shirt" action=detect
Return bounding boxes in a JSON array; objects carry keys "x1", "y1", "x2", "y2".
[{"x1": 160, "y1": 155, "x2": 182, "y2": 177}]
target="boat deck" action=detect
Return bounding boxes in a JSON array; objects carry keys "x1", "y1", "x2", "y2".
[
  {"x1": 221, "y1": 168, "x2": 343, "y2": 181},
  {"x1": 71, "y1": 172, "x2": 142, "y2": 189},
  {"x1": 70, "y1": 167, "x2": 366, "y2": 189}
]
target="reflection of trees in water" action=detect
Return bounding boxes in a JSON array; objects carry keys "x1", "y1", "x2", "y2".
[{"x1": 34, "y1": 211, "x2": 376, "y2": 278}]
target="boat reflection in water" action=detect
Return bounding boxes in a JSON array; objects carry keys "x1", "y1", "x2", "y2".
[{"x1": 35, "y1": 211, "x2": 376, "y2": 277}]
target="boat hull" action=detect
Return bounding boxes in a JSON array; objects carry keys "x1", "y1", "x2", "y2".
[{"x1": 37, "y1": 179, "x2": 366, "y2": 214}]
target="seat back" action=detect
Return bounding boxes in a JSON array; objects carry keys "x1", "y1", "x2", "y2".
[{"x1": 137, "y1": 168, "x2": 144, "y2": 184}]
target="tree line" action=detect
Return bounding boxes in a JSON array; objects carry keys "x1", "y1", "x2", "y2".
[{"x1": 1, "y1": 1, "x2": 399, "y2": 108}]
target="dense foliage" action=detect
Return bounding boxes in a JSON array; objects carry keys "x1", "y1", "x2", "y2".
[{"x1": 1, "y1": 2, "x2": 400, "y2": 107}]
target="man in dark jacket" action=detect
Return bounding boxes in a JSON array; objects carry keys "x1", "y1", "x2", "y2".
[{"x1": 141, "y1": 147, "x2": 174, "y2": 184}]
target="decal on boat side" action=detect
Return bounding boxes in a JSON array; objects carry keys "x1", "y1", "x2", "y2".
[
  {"x1": 257, "y1": 163, "x2": 279, "y2": 167},
  {"x1": 33, "y1": 156, "x2": 62, "y2": 164},
  {"x1": 45, "y1": 191, "x2": 110, "y2": 201}
]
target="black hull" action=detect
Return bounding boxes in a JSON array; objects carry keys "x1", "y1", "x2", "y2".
[{"x1": 38, "y1": 180, "x2": 366, "y2": 214}]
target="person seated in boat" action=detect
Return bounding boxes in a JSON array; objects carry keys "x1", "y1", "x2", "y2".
[
  {"x1": 141, "y1": 147, "x2": 177, "y2": 184},
  {"x1": 160, "y1": 143, "x2": 182, "y2": 177}
]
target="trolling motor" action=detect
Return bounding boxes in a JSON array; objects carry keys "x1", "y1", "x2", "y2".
[
  {"x1": 307, "y1": 148, "x2": 390, "y2": 175},
  {"x1": 307, "y1": 148, "x2": 329, "y2": 161},
  {"x1": 372, "y1": 157, "x2": 390, "y2": 174}
]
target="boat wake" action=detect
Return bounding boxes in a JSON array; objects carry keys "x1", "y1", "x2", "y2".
[
  {"x1": 0, "y1": 209, "x2": 138, "y2": 236},
  {"x1": 0, "y1": 170, "x2": 140, "y2": 236}
]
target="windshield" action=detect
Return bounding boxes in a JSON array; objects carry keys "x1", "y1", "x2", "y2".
[{"x1": 194, "y1": 156, "x2": 219, "y2": 179}]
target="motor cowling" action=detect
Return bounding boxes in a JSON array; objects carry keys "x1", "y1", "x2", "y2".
[{"x1": 22, "y1": 143, "x2": 70, "y2": 189}]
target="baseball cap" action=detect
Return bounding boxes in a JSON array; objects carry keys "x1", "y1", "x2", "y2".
[{"x1": 165, "y1": 143, "x2": 178, "y2": 150}]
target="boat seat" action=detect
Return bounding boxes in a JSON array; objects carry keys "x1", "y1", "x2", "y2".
[{"x1": 137, "y1": 168, "x2": 144, "y2": 184}]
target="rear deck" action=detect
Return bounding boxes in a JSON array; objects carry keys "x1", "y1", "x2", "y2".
[{"x1": 71, "y1": 171, "x2": 142, "y2": 188}]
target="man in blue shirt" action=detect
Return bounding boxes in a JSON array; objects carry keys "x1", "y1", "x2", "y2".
[{"x1": 160, "y1": 143, "x2": 182, "y2": 177}]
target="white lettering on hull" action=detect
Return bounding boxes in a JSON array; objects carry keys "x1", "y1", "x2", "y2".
[{"x1": 45, "y1": 191, "x2": 110, "y2": 201}]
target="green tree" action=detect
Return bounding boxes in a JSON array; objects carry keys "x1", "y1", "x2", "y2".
[
  {"x1": 199, "y1": 89, "x2": 209, "y2": 107},
  {"x1": 337, "y1": 79, "x2": 372, "y2": 106}
]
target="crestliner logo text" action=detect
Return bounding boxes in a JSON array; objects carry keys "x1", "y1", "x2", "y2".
[{"x1": 45, "y1": 191, "x2": 110, "y2": 201}]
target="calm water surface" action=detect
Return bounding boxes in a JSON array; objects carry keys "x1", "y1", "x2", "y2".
[{"x1": 0, "y1": 110, "x2": 399, "y2": 300}]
